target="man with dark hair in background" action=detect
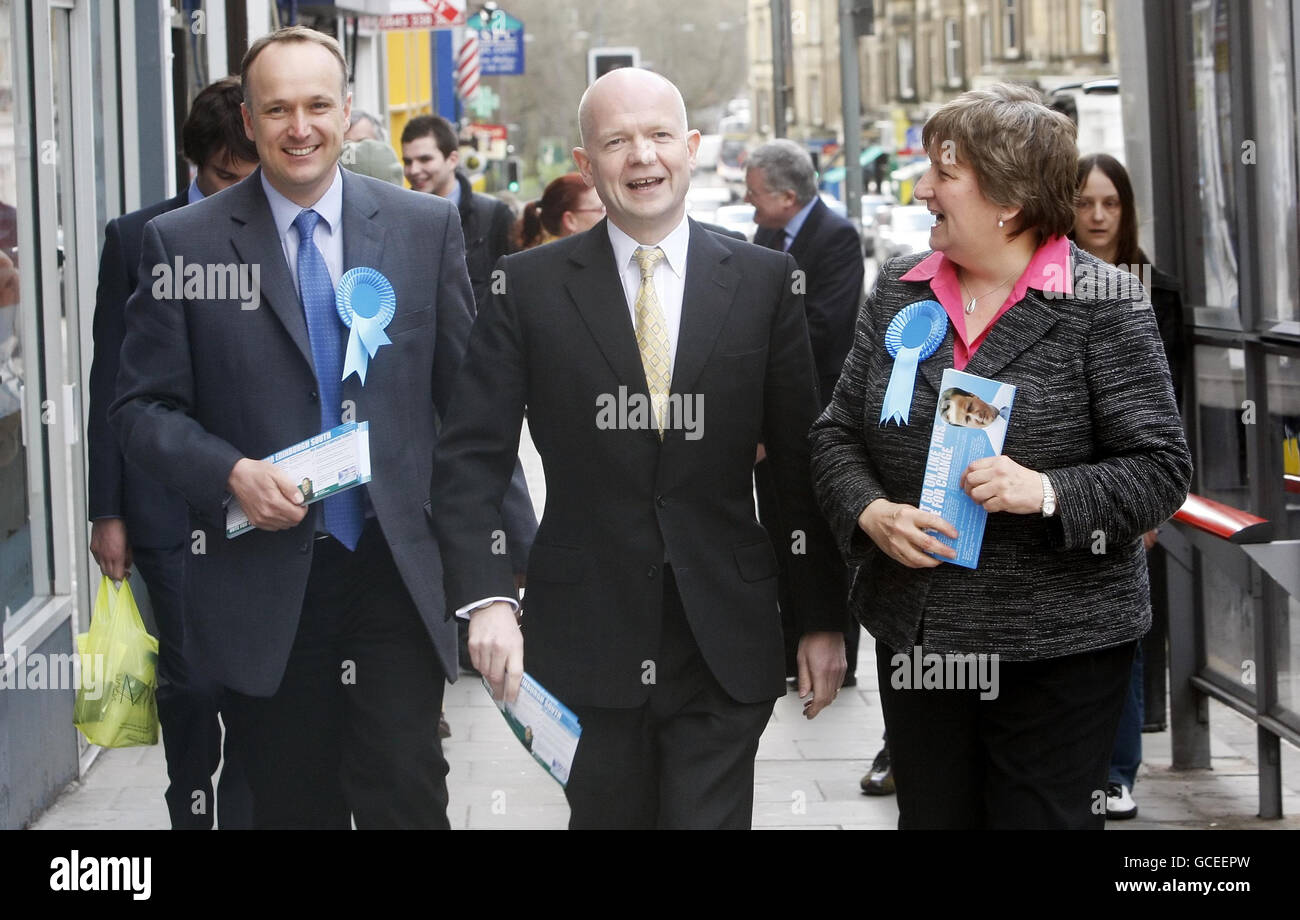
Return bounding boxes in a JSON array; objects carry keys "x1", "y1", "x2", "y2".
[
  {"x1": 88, "y1": 75, "x2": 258, "y2": 829},
  {"x1": 400, "y1": 114, "x2": 536, "y2": 682},
  {"x1": 400, "y1": 114, "x2": 514, "y2": 314}
]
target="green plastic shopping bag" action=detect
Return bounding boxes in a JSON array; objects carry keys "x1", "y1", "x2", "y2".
[{"x1": 73, "y1": 576, "x2": 160, "y2": 747}]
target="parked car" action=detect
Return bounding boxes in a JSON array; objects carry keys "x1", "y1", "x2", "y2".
[
  {"x1": 685, "y1": 185, "x2": 735, "y2": 225},
  {"x1": 859, "y1": 193, "x2": 897, "y2": 258},
  {"x1": 712, "y1": 203, "x2": 757, "y2": 241},
  {"x1": 875, "y1": 205, "x2": 935, "y2": 261}
]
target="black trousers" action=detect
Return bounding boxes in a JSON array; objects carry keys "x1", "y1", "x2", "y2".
[
  {"x1": 754, "y1": 458, "x2": 858, "y2": 678},
  {"x1": 222, "y1": 521, "x2": 449, "y2": 829},
  {"x1": 565, "y1": 568, "x2": 775, "y2": 829},
  {"x1": 876, "y1": 637, "x2": 1136, "y2": 829},
  {"x1": 134, "y1": 545, "x2": 251, "y2": 830}
]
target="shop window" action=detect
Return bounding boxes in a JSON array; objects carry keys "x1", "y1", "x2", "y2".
[
  {"x1": 944, "y1": 19, "x2": 962, "y2": 88},
  {"x1": 1266, "y1": 352, "x2": 1300, "y2": 539},
  {"x1": 1187, "y1": 0, "x2": 1239, "y2": 317},
  {"x1": 1251, "y1": 0, "x2": 1299, "y2": 328},
  {"x1": 1193, "y1": 344, "x2": 1248, "y2": 508},
  {"x1": 898, "y1": 35, "x2": 915, "y2": 100},
  {"x1": 0, "y1": 0, "x2": 34, "y2": 621}
]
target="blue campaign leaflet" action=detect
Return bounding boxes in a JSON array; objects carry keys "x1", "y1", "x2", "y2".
[{"x1": 917, "y1": 369, "x2": 1016, "y2": 569}]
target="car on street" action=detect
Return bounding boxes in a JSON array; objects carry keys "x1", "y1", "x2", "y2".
[
  {"x1": 875, "y1": 205, "x2": 935, "y2": 261},
  {"x1": 859, "y1": 193, "x2": 897, "y2": 257},
  {"x1": 712, "y1": 204, "x2": 757, "y2": 241}
]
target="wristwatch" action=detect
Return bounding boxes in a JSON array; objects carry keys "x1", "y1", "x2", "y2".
[{"x1": 1040, "y1": 473, "x2": 1057, "y2": 518}]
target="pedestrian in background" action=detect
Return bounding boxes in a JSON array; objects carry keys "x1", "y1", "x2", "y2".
[
  {"x1": 746, "y1": 140, "x2": 861, "y2": 694},
  {"x1": 1071, "y1": 151, "x2": 1187, "y2": 821},
  {"x1": 513, "y1": 172, "x2": 605, "y2": 249},
  {"x1": 89, "y1": 75, "x2": 257, "y2": 829},
  {"x1": 345, "y1": 109, "x2": 386, "y2": 144},
  {"x1": 399, "y1": 113, "x2": 538, "y2": 689}
]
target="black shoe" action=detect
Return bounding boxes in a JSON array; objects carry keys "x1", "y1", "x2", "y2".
[{"x1": 860, "y1": 746, "x2": 895, "y2": 796}]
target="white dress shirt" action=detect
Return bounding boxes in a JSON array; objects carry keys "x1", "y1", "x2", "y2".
[
  {"x1": 456, "y1": 212, "x2": 695, "y2": 620},
  {"x1": 607, "y1": 213, "x2": 691, "y2": 365},
  {"x1": 260, "y1": 166, "x2": 345, "y2": 291}
]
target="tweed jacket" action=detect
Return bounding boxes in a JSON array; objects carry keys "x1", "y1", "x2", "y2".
[{"x1": 809, "y1": 243, "x2": 1192, "y2": 661}]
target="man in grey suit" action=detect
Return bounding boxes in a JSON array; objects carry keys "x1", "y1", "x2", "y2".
[{"x1": 111, "y1": 26, "x2": 529, "y2": 828}]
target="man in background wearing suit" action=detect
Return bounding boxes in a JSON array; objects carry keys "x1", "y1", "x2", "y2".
[
  {"x1": 400, "y1": 113, "x2": 536, "y2": 684},
  {"x1": 89, "y1": 76, "x2": 257, "y2": 829},
  {"x1": 112, "y1": 26, "x2": 509, "y2": 828},
  {"x1": 400, "y1": 114, "x2": 515, "y2": 314},
  {"x1": 747, "y1": 140, "x2": 862, "y2": 691},
  {"x1": 432, "y1": 68, "x2": 847, "y2": 829}
]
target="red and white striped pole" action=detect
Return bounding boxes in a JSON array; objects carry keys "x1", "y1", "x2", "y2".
[{"x1": 456, "y1": 29, "x2": 480, "y2": 105}]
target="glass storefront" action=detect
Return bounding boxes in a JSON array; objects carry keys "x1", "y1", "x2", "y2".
[{"x1": 0, "y1": 0, "x2": 35, "y2": 621}]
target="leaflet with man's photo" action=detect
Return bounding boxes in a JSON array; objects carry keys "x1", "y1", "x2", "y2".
[
  {"x1": 226, "y1": 421, "x2": 372, "y2": 538},
  {"x1": 917, "y1": 369, "x2": 1016, "y2": 569},
  {"x1": 483, "y1": 672, "x2": 582, "y2": 788}
]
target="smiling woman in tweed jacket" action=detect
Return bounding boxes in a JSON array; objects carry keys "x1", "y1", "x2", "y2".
[{"x1": 809, "y1": 84, "x2": 1192, "y2": 830}]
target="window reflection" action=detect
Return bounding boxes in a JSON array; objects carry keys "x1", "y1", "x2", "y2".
[
  {"x1": 0, "y1": 0, "x2": 34, "y2": 619},
  {"x1": 1189, "y1": 0, "x2": 1239, "y2": 313}
]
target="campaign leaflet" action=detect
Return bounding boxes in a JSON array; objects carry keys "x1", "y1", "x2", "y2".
[
  {"x1": 484, "y1": 672, "x2": 582, "y2": 788},
  {"x1": 225, "y1": 421, "x2": 372, "y2": 538},
  {"x1": 917, "y1": 369, "x2": 1016, "y2": 569}
]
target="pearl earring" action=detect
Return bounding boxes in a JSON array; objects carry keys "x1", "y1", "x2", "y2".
[{"x1": 997, "y1": 218, "x2": 1005, "y2": 228}]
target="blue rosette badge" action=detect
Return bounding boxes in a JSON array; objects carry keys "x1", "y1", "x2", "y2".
[
  {"x1": 336, "y1": 267, "x2": 396, "y2": 385},
  {"x1": 879, "y1": 300, "x2": 947, "y2": 426}
]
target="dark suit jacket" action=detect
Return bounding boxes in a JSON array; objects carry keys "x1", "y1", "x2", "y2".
[
  {"x1": 110, "y1": 168, "x2": 529, "y2": 696},
  {"x1": 431, "y1": 219, "x2": 846, "y2": 709},
  {"x1": 1146, "y1": 261, "x2": 1186, "y2": 411},
  {"x1": 88, "y1": 192, "x2": 190, "y2": 549},
  {"x1": 454, "y1": 170, "x2": 514, "y2": 314},
  {"x1": 755, "y1": 198, "x2": 864, "y2": 404},
  {"x1": 809, "y1": 243, "x2": 1192, "y2": 661}
]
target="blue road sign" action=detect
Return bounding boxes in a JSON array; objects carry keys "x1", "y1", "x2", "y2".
[{"x1": 469, "y1": 9, "x2": 524, "y2": 75}]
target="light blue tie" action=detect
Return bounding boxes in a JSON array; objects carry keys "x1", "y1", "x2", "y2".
[{"x1": 294, "y1": 208, "x2": 362, "y2": 551}]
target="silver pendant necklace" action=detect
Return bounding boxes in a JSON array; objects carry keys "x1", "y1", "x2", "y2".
[{"x1": 960, "y1": 268, "x2": 1020, "y2": 315}]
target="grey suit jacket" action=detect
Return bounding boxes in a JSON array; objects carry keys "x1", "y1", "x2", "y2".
[
  {"x1": 110, "y1": 168, "x2": 531, "y2": 695},
  {"x1": 810, "y1": 243, "x2": 1192, "y2": 661}
]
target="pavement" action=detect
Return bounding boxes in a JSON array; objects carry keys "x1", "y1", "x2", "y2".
[
  {"x1": 31, "y1": 638, "x2": 1300, "y2": 830},
  {"x1": 32, "y1": 423, "x2": 1300, "y2": 830}
]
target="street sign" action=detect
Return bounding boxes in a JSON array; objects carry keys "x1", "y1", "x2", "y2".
[
  {"x1": 466, "y1": 86, "x2": 500, "y2": 120},
  {"x1": 421, "y1": 0, "x2": 467, "y2": 26},
  {"x1": 468, "y1": 9, "x2": 525, "y2": 75},
  {"x1": 359, "y1": 0, "x2": 465, "y2": 30},
  {"x1": 587, "y1": 47, "x2": 639, "y2": 86},
  {"x1": 469, "y1": 123, "x2": 509, "y2": 160}
]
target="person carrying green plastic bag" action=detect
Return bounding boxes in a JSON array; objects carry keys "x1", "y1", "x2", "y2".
[{"x1": 74, "y1": 575, "x2": 160, "y2": 747}]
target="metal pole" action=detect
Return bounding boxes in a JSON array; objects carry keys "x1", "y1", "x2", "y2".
[
  {"x1": 839, "y1": 0, "x2": 862, "y2": 223},
  {"x1": 770, "y1": 0, "x2": 786, "y2": 137}
]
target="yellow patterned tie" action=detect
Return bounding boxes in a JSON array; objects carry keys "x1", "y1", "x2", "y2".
[{"x1": 633, "y1": 246, "x2": 672, "y2": 438}]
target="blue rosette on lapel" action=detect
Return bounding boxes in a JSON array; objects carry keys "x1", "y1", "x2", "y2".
[
  {"x1": 880, "y1": 300, "x2": 947, "y2": 426},
  {"x1": 336, "y1": 267, "x2": 396, "y2": 385}
]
